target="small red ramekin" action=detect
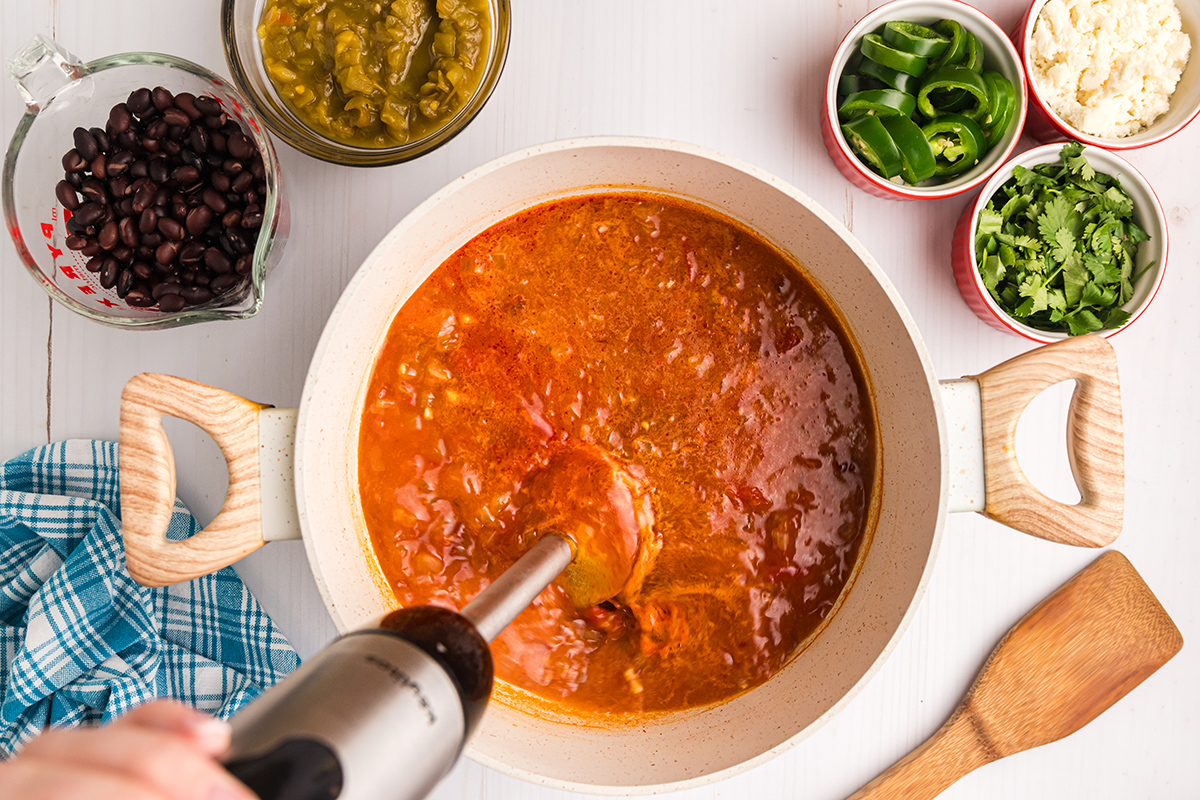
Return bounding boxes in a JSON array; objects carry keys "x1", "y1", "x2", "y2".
[
  {"x1": 1014, "y1": 0, "x2": 1200, "y2": 148},
  {"x1": 822, "y1": 0, "x2": 1028, "y2": 200},
  {"x1": 951, "y1": 143, "x2": 1168, "y2": 342}
]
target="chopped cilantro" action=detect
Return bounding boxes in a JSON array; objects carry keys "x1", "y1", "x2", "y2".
[{"x1": 974, "y1": 143, "x2": 1151, "y2": 335}]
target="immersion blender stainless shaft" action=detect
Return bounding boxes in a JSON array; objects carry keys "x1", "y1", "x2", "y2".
[{"x1": 461, "y1": 534, "x2": 573, "y2": 641}]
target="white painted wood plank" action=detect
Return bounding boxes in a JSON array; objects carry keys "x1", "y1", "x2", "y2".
[{"x1": 1, "y1": 0, "x2": 1197, "y2": 798}]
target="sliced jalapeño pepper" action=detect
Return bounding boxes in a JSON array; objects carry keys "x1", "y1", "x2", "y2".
[
  {"x1": 859, "y1": 57, "x2": 921, "y2": 95},
  {"x1": 860, "y1": 33, "x2": 928, "y2": 76},
  {"x1": 981, "y1": 71, "x2": 1016, "y2": 147},
  {"x1": 880, "y1": 115, "x2": 936, "y2": 183},
  {"x1": 837, "y1": 88, "x2": 917, "y2": 120},
  {"x1": 917, "y1": 65, "x2": 989, "y2": 121},
  {"x1": 839, "y1": 73, "x2": 863, "y2": 96},
  {"x1": 841, "y1": 115, "x2": 903, "y2": 179},
  {"x1": 931, "y1": 19, "x2": 967, "y2": 68},
  {"x1": 921, "y1": 113, "x2": 986, "y2": 176},
  {"x1": 963, "y1": 32, "x2": 985, "y2": 72},
  {"x1": 882, "y1": 21, "x2": 950, "y2": 58}
]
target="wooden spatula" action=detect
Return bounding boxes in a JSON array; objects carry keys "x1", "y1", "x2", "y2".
[{"x1": 848, "y1": 551, "x2": 1182, "y2": 800}]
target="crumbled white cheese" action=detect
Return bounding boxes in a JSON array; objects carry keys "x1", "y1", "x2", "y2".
[{"x1": 1031, "y1": 0, "x2": 1191, "y2": 138}]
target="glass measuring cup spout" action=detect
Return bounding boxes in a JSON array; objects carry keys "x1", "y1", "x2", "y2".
[{"x1": 3, "y1": 35, "x2": 288, "y2": 329}]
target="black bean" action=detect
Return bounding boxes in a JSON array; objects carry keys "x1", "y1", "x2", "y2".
[
  {"x1": 117, "y1": 130, "x2": 141, "y2": 151},
  {"x1": 147, "y1": 119, "x2": 169, "y2": 140},
  {"x1": 106, "y1": 150, "x2": 133, "y2": 177},
  {"x1": 80, "y1": 178, "x2": 109, "y2": 204},
  {"x1": 100, "y1": 256, "x2": 119, "y2": 288},
  {"x1": 122, "y1": 216, "x2": 141, "y2": 246},
  {"x1": 164, "y1": 106, "x2": 190, "y2": 127},
  {"x1": 153, "y1": 187, "x2": 172, "y2": 209},
  {"x1": 193, "y1": 95, "x2": 222, "y2": 116},
  {"x1": 134, "y1": 245, "x2": 154, "y2": 261},
  {"x1": 108, "y1": 104, "x2": 132, "y2": 134},
  {"x1": 193, "y1": 271, "x2": 211, "y2": 287},
  {"x1": 116, "y1": 268, "x2": 134, "y2": 298},
  {"x1": 80, "y1": 239, "x2": 102, "y2": 256},
  {"x1": 204, "y1": 113, "x2": 228, "y2": 129},
  {"x1": 180, "y1": 269, "x2": 197, "y2": 285},
  {"x1": 89, "y1": 153, "x2": 107, "y2": 180},
  {"x1": 241, "y1": 210, "x2": 263, "y2": 229},
  {"x1": 158, "y1": 217, "x2": 185, "y2": 241},
  {"x1": 211, "y1": 273, "x2": 241, "y2": 294},
  {"x1": 73, "y1": 203, "x2": 105, "y2": 227},
  {"x1": 222, "y1": 158, "x2": 244, "y2": 176},
  {"x1": 175, "y1": 92, "x2": 202, "y2": 120},
  {"x1": 210, "y1": 171, "x2": 232, "y2": 192},
  {"x1": 127, "y1": 87, "x2": 153, "y2": 115},
  {"x1": 204, "y1": 247, "x2": 232, "y2": 274},
  {"x1": 152, "y1": 280, "x2": 181, "y2": 300},
  {"x1": 56, "y1": 180, "x2": 81, "y2": 210},
  {"x1": 85, "y1": 255, "x2": 105, "y2": 273},
  {"x1": 157, "y1": 293, "x2": 186, "y2": 312},
  {"x1": 249, "y1": 156, "x2": 266, "y2": 180},
  {"x1": 132, "y1": 184, "x2": 156, "y2": 213},
  {"x1": 199, "y1": 187, "x2": 228, "y2": 213},
  {"x1": 155, "y1": 240, "x2": 180, "y2": 265},
  {"x1": 226, "y1": 132, "x2": 253, "y2": 160},
  {"x1": 126, "y1": 290, "x2": 156, "y2": 307},
  {"x1": 115, "y1": 198, "x2": 135, "y2": 218},
  {"x1": 234, "y1": 255, "x2": 253, "y2": 275},
  {"x1": 73, "y1": 127, "x2": 99, "y2": 161},
  {"x1": 180, "y1": 148, "x2": 204, "y2": 170},
  {"x1": 62, "y1": 149, "x2": 88, "y2": 172},
  {"x1": 209, "y1": 130, "x2": 228, "y2": 154},
  {"x1": 99, "y1": 220, "x2": 119, "y2": 250},
  {"x1": 187, "y1": 126, "x2": 209, "y2": 155},
  {"x1": 244, "y1": 191, "x2": 259, "y2": 207},
  {"x1": 112, "y1": 245, "x2": 132, "y2": 262},
  {"x1": 231, "y1": 171, "x2": 253, "y2": 193},
  {"x1": 141, "y1": 136, "x2": 160, "y2": 153},
  {"x1": 141, "y1": 231, "x2": 163, "y2": 248},
  {"x1": 138, "y1": 207, "x2": 158, "y2": 235},
  {"x1": 162, "y1": 139, "x2": 182, "y2": 157},
  {"x1": 90, "y1": 127, "x2": 110, "y2": 154},
  {"x1": 130, "y1": 159, "x2": 149, "y2": 179},
  {"x1": 179, "y1": 241, "x2": 206, "y2": 265},
  {"x1": 172, "y1": 165, "x2": 200, "y2": 185},
  {"x1": 65, "y1": 170, "x2": 84, "y2": 188},
  {"x1": 66, "y1": 216, "x2": 85, "y2": 235},
  {"x1": 180, "y1": 286, "x2": 214, "y2": 305},
  {"x1": 185, "y1": 205, "x2": 213, "y2": 236},
  {"x1": 152, "y1": 86, "x2": 174, "y2": 111},
  {"x1": 132, "y1": 261, "x2": 154, "y2": 280},
  {"x1": 221, "y1": 210, "x2": 241, "y2": 228}
]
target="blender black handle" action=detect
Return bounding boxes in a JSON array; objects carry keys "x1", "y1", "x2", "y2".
[{"x1": 226, "y1": 738, "x2": 344, "y2": 800}]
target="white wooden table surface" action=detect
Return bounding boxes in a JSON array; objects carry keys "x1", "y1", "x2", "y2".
[{"x1": 2, "y1": 1, "x2": 1197, "y2": 798}]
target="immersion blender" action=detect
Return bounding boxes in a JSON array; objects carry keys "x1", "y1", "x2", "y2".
[{"x1": 222, "y1": 534, "x2": 575, "y2": 800}]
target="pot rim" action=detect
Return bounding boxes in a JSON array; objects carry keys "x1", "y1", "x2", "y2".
[{"x1": 293, "y1": 135, "x2": 952, "y2": 793}]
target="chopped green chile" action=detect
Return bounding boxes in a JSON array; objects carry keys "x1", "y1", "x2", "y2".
[
  {"x1": 882, "y1": 21, "x2": 950, "y2": 57},
  {"x1": 859, "y1": 57, "x2": 921, "y2": 94},
  {"x1": 880, "y1": 115, "x2": 936, "y2": 183},
  {"x1": 841, "y1": 115, "x2": 903, "y2": 179},
  {"x1": 838, "y1": 88, "x2": 917, "y2": 120},
  {"x1": 257, "y1": 0, "x2": 493, "y2": 148},
  {"x1": 922, "y1": 113, "x2": 986, "y2": 176},
  {"x1": 963, "y1": 32, "x2": 985, "y2": 72},
  {"x1": 917, "y1": 65, "x2": 989, "y2": 121},
  {"x1": 860, "y1": 34, "x2": 928, "y2": 76},
  {"x1": 981, "y1": 71, "x2": 1016, "y2": 147}
]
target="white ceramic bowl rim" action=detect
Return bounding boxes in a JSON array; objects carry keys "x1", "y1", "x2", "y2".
[
  {"x1": 965, "y1": 143, "x2": 1168, "y2": 342},
  {"x1": 1019, "y1": 0, "x2": 1200, "y2": 148},
  {"x1": 826, "y1": 0, "x2": 1029, "y2": 198}
]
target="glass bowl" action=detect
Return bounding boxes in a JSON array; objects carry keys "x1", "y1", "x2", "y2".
[
  {"x1": 3, "y1": 36, "x2": 289, "y2": 329},
  {"x1": 221, "y1": 0, "x2": 511, "y2": 167}
]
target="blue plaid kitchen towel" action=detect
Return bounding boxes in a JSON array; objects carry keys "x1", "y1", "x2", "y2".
[{"x1": 0, "y1": 440, "x2": 300, "y2": 757}]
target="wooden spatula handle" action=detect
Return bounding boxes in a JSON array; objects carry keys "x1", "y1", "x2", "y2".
[{"x1": 847, "y1": 713, "x2": 993, "y2": 800}]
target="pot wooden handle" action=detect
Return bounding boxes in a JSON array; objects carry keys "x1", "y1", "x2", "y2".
[
  {"x1": 971, "y1": 335, "x2": 1122, "y2": 547},
  {"x1": 120, "y1": 373, "x2": 270, "y2": 586}
]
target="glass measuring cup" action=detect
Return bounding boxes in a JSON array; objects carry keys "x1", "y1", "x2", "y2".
[{"x1": 3, "y1": 36, "x2": 289, "y2": 329}]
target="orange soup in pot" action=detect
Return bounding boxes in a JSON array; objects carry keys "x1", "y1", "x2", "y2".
[{"x1": 357, "y1": 193, "x2": 877, "y2": 716}]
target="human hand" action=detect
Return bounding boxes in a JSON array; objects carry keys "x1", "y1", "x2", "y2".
[{"x1": 0, "y1": 699, "x2": 257, "y2": 800}]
